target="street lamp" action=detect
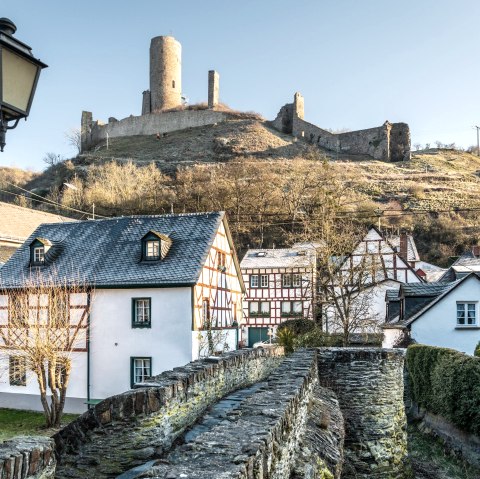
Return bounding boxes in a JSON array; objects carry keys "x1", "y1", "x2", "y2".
[{"x1": 0, "y1": 18, "x2": 47, "y2": 151}]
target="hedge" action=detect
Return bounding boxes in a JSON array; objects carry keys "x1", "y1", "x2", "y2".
[
  {"x1": 406, "y1": 344, "x2": 480, "y2": 435},
  {"x1": 277, "y1": 318, "x2": 316, "y2": 335}
]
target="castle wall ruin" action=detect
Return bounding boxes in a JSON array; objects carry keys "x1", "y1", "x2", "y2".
[{"x1": 273, "y1": 93, "x2": 411, "y2": 162}]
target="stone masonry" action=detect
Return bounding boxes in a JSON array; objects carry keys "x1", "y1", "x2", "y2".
[
  {"x1": 54, "y1": 347, "x2": 284, "y2": 478},
  {"x1": 0, "y1": 436, "x2": 55, "y2": 479},
  {"x1": 208, "y1": 70, "x2": 220, "y2": 108},
  {"x1": 272, "y1": 93, "x2": 411, "y2": 162},
  {"x1": 317, "y1": 348, "x2": 408, "y2": 479}
]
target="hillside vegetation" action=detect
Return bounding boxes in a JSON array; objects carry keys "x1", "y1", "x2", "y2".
[{"x1": 8, "y1": 117, "x2": 480, "y2": 266}]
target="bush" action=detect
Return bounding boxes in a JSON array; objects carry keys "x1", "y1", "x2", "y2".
[
  {"x1": 475, "y1": 342, "x2": 480, "y2": 357},
  {"x1": 406, "y1": 344, "x2": 480, "y2": 435},
  {"x1": 277, "y1": 318, "x2": 315, "y2": 335},
  {"x1": 277, "y1": 328, "x2": 295, "y2": 354},
  {"x1": 294, "y1": 328, "x2": 343, "y2": 348}
]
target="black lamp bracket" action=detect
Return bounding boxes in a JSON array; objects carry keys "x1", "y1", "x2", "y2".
[{"x1": 0, "y1": 110, "x2": 21, "y2": 152}]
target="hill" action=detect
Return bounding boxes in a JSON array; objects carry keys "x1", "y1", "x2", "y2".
[{"x1": 13, "y1": 117, "x2": 480, "y2": 266}]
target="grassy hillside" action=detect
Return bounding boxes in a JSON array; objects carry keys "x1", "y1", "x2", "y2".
[{"x1": 11, "y1": 117, "x2": 480, "y2": 266}]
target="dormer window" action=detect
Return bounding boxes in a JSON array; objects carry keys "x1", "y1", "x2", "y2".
[
  {"x1": 141, "y1": 230, "x2": 173, "y2": 262},
  {"x1": 30, "y1": 238, "x2": 52, "y2": 266},
  {"x1": 145, "y1": 240, "x2": 160, "y2": 260},
  {"x1": 34, "y1": 246, "x2": 45, "y2": 264}
]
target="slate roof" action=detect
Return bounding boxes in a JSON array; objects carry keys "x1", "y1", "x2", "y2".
[
  {"x1": 0, "y1": 212, "x2": 225, "y2": 288},
  {"x1": 385, "y1": 289, "x2": 399, "y2": 301},
  {"x1": 240, "y1": 245, "x2": 315, "y2": 269},
  {"x1": 399, "y1": 282, "x2": 452, "y2": 297},
  {"x1": 0, "y1": 201, "x2": 72, "y2": 243},
  {"x1": 438, "y1": 253, "x2": 480, "y2": 282}
]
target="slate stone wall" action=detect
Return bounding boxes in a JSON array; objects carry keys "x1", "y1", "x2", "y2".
[
  {"x1": 80, "y1": 109, "x2": 229, "y2": 152},
  {"x1": 137, "y1": 349, "x2": 343, "y2": 479},
  {"x1": 317, "y1": 348, "x2": 408, "y2": 479},
  {"x1": 0, "y1": 437, "x2": 55, "y2": 479},
  {"x1": 54, "y1": 347, "x2": 284, "y2": 478}
]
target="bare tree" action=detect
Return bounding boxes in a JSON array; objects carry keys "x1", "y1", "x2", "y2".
[
  {"x1": 0, "y1": 269, "x2": 92, "y2": 427},
  {"x1": 196, "y1": 315, "x2": 230, "y2": 357},
  {"x1": 65, "y1": 128, "x2": 81, "y2": 154},
  {"x1": 43, "y1": 152, "x2": 63, "y2": 168}
]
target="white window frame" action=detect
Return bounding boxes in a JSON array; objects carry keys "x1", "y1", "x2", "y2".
[
  {"x1": 33, "y1": 246, "x2": 45, "y2": 264},
  {"x1": 131, "y1": 357, "x2": 152, "y2": 386},
  {"x1": 260, "y1": 274, "x2": 269, "y2": 288},
  {"x1": 456, "y1": 302, "x2": 477, "y2": 327},
  {"x1": 145, "y1": 240, "x2": 160, "y2": 260},
  {"x1": 292, "y1": 274, "x2": 302, "y2": 288},
  {"x1": 250, "y1": 274, "x2": 259, "y2": 288},
  {"x1": 133, "y1": 298, "x2": 151, "y2": 327}
]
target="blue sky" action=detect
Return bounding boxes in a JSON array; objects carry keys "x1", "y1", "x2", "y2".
[{"x1": 2, "y1": 0, "x2": 479, "y2": 170}]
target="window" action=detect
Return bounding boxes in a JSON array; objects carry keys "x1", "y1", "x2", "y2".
[
  {"x1": 145, "y1": 240, "x2": 160, "y2": 260},
  {"x1": 281, "y1": 301, "x2": 303, "y2": 317},
  {"x1": 172, "y1": 80, "x2": 176, "y2": 88},
  {"x1": 33, "y1": 246, "x2": 45, "y2": 264},
  {"x1": 9, "y1": 356, "x2": 26, "y2": 386},
  {"x1": 260, "y1": 274, "x2": 269, "y2": 288},
  {"x1": 282, "y1": 273, "x2": 302, "y2": 288},
  {"x1": 250, "y1": 275, "x2": 259, "y2": 288},
  {"x1": 249, "y1": 301, "x2": 270, "y2": 317},
  {"x1": 217, "y1": 252, "x2": 227, "y2": 271},
  {"x1": 457, "y1": 302, "x2": 477, "y2": 326},
  {"x1": 9, "y1": 294, "x2": 28, "y2": 326},
  {"x1": 131, "y1": 357, "x2": 152, "y2": 387},
  {"x1": 132, "y1": 298, "x2": 151, "y2": 328}
]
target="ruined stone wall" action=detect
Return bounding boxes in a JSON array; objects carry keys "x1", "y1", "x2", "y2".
[
  {"x1": 317, "y1": 348, "x2": 408, "y2": 479},
  {"x1": 54, "y1": 347, "x2": 284, "y2": 478},
  {"x1": 81, "y1": 109, "x2": 229, "y2": 152},
  {"x1": 0, "y1": 437, "x2": 55, "y2": 479},
  {"x1": 336, "y1": 124, "x2": 389, "y2": 160},
  {"x1": 132, "y1": 350, "x2": 344, "y2": 479}
]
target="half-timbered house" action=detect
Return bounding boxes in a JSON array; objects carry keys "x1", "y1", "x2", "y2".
[
  {"x1": 240, "y1": 245, "x2": 316, "y2": 347},
  {"x1": 0, "y1": 212, "x2": 243, "y2": 412}
]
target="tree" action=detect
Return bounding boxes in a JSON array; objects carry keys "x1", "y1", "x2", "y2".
[
  {"x1": 313, "y1": 220, "x2": 383, "y2": 346},
  {"x1": 196, "y1": 314, "x2": 229, "y2": 357},
  {"x1": 65, "y1": 128, "x2": 81, "y2": 154},
  {"x1": 43, "y1": 152, "x2": 63, "y2": 168},
  {"x1": 0, "y1": 269, "x2": 92, "y2": 427}
]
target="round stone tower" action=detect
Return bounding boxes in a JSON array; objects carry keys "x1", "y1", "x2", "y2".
[{"x1": 149, "y1": 36, "x2": 182, "y2": 112}]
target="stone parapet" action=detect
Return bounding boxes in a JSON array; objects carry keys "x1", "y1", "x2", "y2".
[
  {"x1": 140, "y1": 349, "x2": 332, "y2": 478},
  {"x1": 54, "y1": 347, "x2": 284, "y2": 478},
  {"x1": 0, "y1": 436, "x2": 55, "y2": 479},
  {"x1": 317, "y1": 348, "x2": 408, "y2": 479}
]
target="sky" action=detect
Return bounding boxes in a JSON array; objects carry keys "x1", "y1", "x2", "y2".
[{"x1": 1, "y1": 0, "x2": 480, "y2": 171}]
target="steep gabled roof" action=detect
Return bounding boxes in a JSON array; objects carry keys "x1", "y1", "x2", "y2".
[
  {"x1": 0, "y1": 201, "x2": 72, "y2": 242},
  {"x1": 388, "y1": 234, "x2": 420, "y2": 263},
  {"x1": 0, "y1": 212, "x2": 226, "y2": 288},
  {"x1": 240, "y1": 245, "x2": 315, "y2": 269},
  {"x1": 399, "y1": 282, "x2": 453, "y2": 297}
]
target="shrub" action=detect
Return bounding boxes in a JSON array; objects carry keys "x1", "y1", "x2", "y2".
[
  {"x1": 406, "y1": 344, "x2": 480, "y2": 435},
  {"x1": 277, "y1": 318, "x2": 315, "y2": 335},
  {"x1": 475, "y1": 342, "x2": 480, "y2": 357},
  {"x1": 276, "y1": 328, "x2": 295, "y2": 355}
]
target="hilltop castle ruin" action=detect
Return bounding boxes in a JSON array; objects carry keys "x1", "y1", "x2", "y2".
[{"x1": 80, "y1": 36, "x2": 411, "y2": 162}]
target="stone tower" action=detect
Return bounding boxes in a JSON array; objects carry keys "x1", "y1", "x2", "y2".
[
  {"x1": 208, "y1": 70, "x2": 219, "y2": 108},
  {"x1": 149, "y1": 36, "x2": 182, "y2": 112}
]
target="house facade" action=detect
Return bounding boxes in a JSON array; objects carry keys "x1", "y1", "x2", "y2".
[
  {"x1": 240, "y1": 245, "x2": 316, "y2": 347},
  {"x1": 0, "y1": 212, "x2": 243, "y2": 413},
  {"x1": 383, "y1": 274, "x2": 480, "y2": 355},
  {"x1": 323, "y1": 227, "x2": 422, "y2": 335}
]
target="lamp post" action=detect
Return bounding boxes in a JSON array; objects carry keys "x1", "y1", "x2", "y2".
[{"x1": 0, "y1": 18, "x2": 47, "y2": 151}]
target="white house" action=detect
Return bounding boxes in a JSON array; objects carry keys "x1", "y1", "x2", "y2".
[
  {"x1": 240, "y1": 245, "x2": 316, "y2": 347},
  {"x1": 383, "y1": 274, "x2": 480, "y2": 355},
  {"x1": 323, "y1": 226, "x2": 422, "y2": 335},
  {"x1": 0, "y1": 212, "x2": 244, "y2": 412}
]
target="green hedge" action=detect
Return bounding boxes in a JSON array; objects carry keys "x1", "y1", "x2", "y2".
[
  {"x1": 277, "y1": 318, "x2": 316, "y2": 335},
  {"x1": 406, "y1": 344, "x2": 480, "y2": 435}
]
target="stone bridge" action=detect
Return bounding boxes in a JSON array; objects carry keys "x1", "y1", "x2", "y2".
[{"x1": 1, "y1": 347, "x2": 407, "y2": 478}]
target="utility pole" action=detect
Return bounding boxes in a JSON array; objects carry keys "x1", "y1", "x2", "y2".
[{"x1": 476, "y1": 126, "x2": 480, "y2": 156}]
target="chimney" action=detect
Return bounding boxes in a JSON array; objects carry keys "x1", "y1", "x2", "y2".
[{"x1": 399, "y1": 233, "x2": 408, "y2": 262}]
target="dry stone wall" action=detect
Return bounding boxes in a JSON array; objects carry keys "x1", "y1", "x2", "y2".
[
  {"x1": 54, "y1": 348, "x2": 284, "y2": 478},
  {"x1": 81, "y1": 109, "x2": 229, "y2": 152},
  {"x1": 0, "y1": 437, "x2": 55, "y2": 479},
  {"x1": 317, "y1": 348, "x2": 408, "y2": 479}
]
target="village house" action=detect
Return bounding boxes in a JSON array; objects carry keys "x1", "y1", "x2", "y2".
[
  {"x1": 0, "y1": 201, "x2": 71, "y2": 266},
  {"x1": 383, "y1": 273, "x2": 480, "y2": 355},
  {"x1": 240, "y1": 245, "x2": 316, "y2": 347},
  {"x1": 323, "y1": 227, "x2": 423, "y2": 335},
  {"x1": 0, "y1": 212, "x2": 243, "y2": 413}
]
